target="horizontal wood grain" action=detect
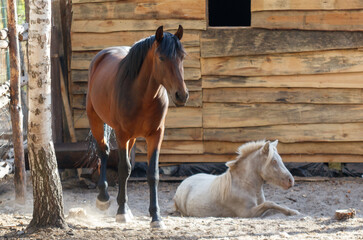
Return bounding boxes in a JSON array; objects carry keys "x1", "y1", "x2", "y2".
[
  {"x1": 252, "y1": 0, "x2": 363, "y2": 11},
  {"x1": 203, "y1": 123, "x2": 363, "y2": 143},
  {"x1": 252, "y1": 10, "x2": 363, "y2": 31},
  {"x1": 71, "y1": 31, "x2": 200, "y2": 51},
  {"x1": 75, "y1": 127, "x2": 203, "y2": 141},
  {"x1": 201, "y1": 28, "x2": 363, "y2": 57},
  {"x1": 74, "y1": 107, "x2": 202, "y2": 128},
  {"x1": 135, "y1": 153, "x2": 363, "y2": 163},
  {"x1": 73, "y1": 0, "x2": 206, "y2": 20},
  {"x1": 135, "y1": 141, "x2": 204, "y2": 154},
  {"x1": 204, "y1": 141, "x2": 363, "y2": 155},
  {"x1": 203, "y1": 88, "x2": 363, "y2": 104},
  {"x1": 201, "y1": 49, "x2": 363, "y2": 77},
  {"x1": 203, "y1": 103, "x2": 363, "y2": 128},
  {"x1": 72, "y1": 19, "x2": 207, "y2": 33},
  {"x1": 202, "y1": 73, "x2": 363, "y2": 89}
]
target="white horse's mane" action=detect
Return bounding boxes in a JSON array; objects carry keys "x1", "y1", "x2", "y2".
[{"x1": 212, "y1": 140, "x2": 275, "y2": 202}]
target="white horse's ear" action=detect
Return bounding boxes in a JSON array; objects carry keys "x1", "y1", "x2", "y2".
[
  {"x1": 262, "y1": 141, "x2": 270, "y2": 154},
  {"x1": 226, "y1": 160, "x2": 238, "y2": 169},
  {"x1": 271, "y1": 140, "x2": 278, "y2": 148}
]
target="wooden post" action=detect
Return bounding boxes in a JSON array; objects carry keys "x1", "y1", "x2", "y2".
[{"x1": 7, "y1": 0, "x2": 26, "y2": 204}]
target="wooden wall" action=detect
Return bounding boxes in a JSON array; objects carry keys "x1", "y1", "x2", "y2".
[{"x1": 70, "y1": 0, "x2": 363, "y2": 163}]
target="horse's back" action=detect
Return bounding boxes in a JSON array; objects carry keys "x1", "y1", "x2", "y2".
[
  {"x1": 87, "y1": 47, "x2": 131, "y2": 127},
  {"x1": 174, "y1": 173, "x2": 219, "y2": 217}
]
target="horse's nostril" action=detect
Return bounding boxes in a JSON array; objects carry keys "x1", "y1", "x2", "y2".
[{"x1": 175, "y1": 92, "x2": 181, "y2": 101}]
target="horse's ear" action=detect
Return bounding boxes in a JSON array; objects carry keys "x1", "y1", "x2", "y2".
[
  {"x1": 174, "y1": 25, "x2": 183, "y2": 40},
  {"x1": 226, "y1": 160, "x2": 238, "y2": 169},
  {"x1": 271, "y1": 140, "x2": 278, "y2": 148},
  {"x1": 155, "y1": 26, "x2": 164, "y2": 43},
  {"x1": 262, "y1": 141, "x2": 270, "y2": 155}
]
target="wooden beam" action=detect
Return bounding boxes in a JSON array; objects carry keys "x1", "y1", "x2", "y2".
[
  {"x1": 252, "y1": 10, "x2": 363, "y2": 31},
  {"x1": 252, "y1": 0, "x2": 363, "y2": 11},
  {"x1": 135, "y1": 140, "x2": 204, "y2": 154},
  {"x1": 201, "y1": 28, "x2": 363, "y2": 58},
  {"x1": 7, "y1": 0, "x2": 26, "y2": 204},
  {"x1": 202, "y1": 73, "x2": 363, "y2": 89},
  {"x1": 204, "y1": 141, "x2": 363, "y2": 155},
  {"x1": 135, "y1": 153, "x2": 363, "y2": 163},
  {"x1": 71, "y1": 31, "x2": 200, "y2": 51},
  {"x1": 72, "y1": 0, "x2": 206, "y2": 20},
  {"x1": 73, "y1": 107, "x2": 202, "y2": 129},
  {"x1": 71, "y1": 19, "x2": 207, "y2": 33},
  {"x1": 203, "y1": 88, "x2": 363, "y2": 104},
  {"x1": 201, "y1": 49, "x2": 363, "y2": 77},
  {"x1": 203, "y1": 103, "x2": 363, "y2": 128},
  {"x1": 203, "y1": 123, "x2": 363, "y2": 143}
]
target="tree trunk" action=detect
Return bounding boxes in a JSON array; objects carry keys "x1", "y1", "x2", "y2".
[
  {"x1": 7, "y1": 0, "x2": 26, "y2": 204},
  {"x1": 27, "y1": 0, "x2": 67, "y2": 230}
]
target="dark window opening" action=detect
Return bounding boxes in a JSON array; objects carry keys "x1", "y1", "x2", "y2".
[{"x1": 208, "y1": 0, "x2": 251, "y2": 27}]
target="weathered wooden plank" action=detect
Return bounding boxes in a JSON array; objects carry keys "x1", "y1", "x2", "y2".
[
  {"x1": 74, "y1": 107, "x2": 202, "y2": 128},
  {"x1": 71, "y1": 46, "x2": 200, "y2": 69},
  {"x1": 252, "y1": 10, "x2": 363, "y2": 31},
  {"x1": 135, "y1": 153, "x2": 363, "y2": 163},
  {"x1": 203, "y1": 103, "x2": 363, "y2": 128},
  {"x1": 204, "y1": 141, "x2": 363, "y2": 155},
  {"x1": 201, "y1": 49, "x2": 363, "y2": 77},
  {"x1": 201, "y1": 28, "x2": 363, "y2": 57},
  {"x1": 73, "y1": 0, "x2": 118, "y2": 3},
  {"x1": 71, "y1": 19, "x2": 207, "y2": 33},
  {"x1": 71, "y1": 82, "x2": 88, "y2": 94},
  {"x1": 202, "y1": 73, "x2": 363, "y2": 89},
  {"x1": 73, "y1": 91, "x2": 201, "y2": 109},
  {"x1": 135, "y1": 154, "x2": 235, "y2": 163},
  {"x1": 204, "y1": 123, "x2": 363, "y2": 143},
  {"x1": 252, "y1": 0, "x2": 363, "y2": 11},
  {"x1": 203, "y1": 88, "x2": 363, "y2": 104},
  {"x1": 166, "y1": 107, "x2": 202, "y2": 128},
  {"x1": 75, "y1": 127, "x2": 203, "y2": 141},
  {"x1": 135, "y1": 141, "x2": 204, "y2": 154},
  {"x1": 71, "y1": 31, "x2": 200, "y2": 51},
  {"x1": 71, "y1": 68, "x2": 200, "y2": 83},
  {"x1": 72, "y1": 0, "x2": 206, "y2": 20}
]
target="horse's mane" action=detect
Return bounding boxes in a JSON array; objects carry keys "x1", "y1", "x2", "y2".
[
  {"x1": 212, "y1": 140, "x2": 274, "y2": 202},
  {"x1": 117, "y1": 32, "x2": 185, "y2": 86},
  {"x1": 236, "y1": 140, "x2": 274, "y2": 162}
]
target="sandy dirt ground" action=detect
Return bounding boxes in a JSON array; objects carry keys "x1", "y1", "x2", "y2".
[{"x1": 0, "y1": 173, "x2": 363, "y2": 239}]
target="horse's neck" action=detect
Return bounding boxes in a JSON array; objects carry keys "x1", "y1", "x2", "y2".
[{"x1": 230, "y1": 155, "x2": 265, "y2": 195}]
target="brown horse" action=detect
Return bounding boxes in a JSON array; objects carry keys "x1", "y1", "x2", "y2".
[{"x1": 86, "y1": 25, "x2": 188, "y2": 228}]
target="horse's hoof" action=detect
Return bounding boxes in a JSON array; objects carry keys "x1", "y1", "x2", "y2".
[
  {"x1": 116, "y1": 212, "x2": 133, "y2": 223},
  {"x1": 288, "y1": 209, "x2": 300, "y2": 216},
  {"x1": 150, "y1": 220, "x2": 166, "y2": 229},
  {"x1": 96, "y1": 198, "x2": 111, "y2": 211}
]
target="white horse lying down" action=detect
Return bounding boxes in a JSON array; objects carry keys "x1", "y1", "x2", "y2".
[{"x1": 173, "y1": 140, "x2": 300, "y2": 218}]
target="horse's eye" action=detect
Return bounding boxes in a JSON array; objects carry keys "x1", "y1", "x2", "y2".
[
  {"x1": 159, "y1": 56, "x2": 165, "y2": 61},
  {"x1": 272, "y1": 159, "x2": 277, "y2": 165}
]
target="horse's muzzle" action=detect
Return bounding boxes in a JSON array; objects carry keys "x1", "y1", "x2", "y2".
[{"x1": 174, "y1": 91, "x2": 189, "y2": 107}]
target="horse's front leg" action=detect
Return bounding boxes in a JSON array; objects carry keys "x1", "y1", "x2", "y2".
[
  {"x1": 115, "y1": 137, "x2": 135, "y2": 223},
  {"x1": 249, "y1": 201, "x2": 300, "y2": 217},
  {"x1": 146, "y1": 129, "x2": 165, "y2": 228}
]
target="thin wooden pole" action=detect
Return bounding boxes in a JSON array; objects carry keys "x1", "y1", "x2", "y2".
[{"x1": 7, "y1": 0, "x2": 26, "y2": 204}]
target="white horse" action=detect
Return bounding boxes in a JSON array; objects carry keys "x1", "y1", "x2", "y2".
[{"x1": 173, "y1": 140, "x2": 300, "y2": 218}]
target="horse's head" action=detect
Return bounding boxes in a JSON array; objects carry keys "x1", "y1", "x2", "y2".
[
  {"x1": 152, "y1": 25, "x2": 189, "y2": 107},
  {"x1": 259, "y1": 140, "x2": 294, "y2": 190}
]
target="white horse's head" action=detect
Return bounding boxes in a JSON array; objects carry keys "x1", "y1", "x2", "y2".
[{"x1": 259, "y1": 140, "x2": 294, "y2": 190}]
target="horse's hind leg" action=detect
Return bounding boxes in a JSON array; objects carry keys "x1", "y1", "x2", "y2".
[
  {"x1": 87, "y1": 105, "x2": 111, "y2": 210},
  {"x1": 115, "y1": 135, "x2": 135, "y2": 223}
]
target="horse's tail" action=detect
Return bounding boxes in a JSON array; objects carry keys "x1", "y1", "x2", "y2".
[{"x1": 78, "y1": 124, "x2": 114, "y2": 169}]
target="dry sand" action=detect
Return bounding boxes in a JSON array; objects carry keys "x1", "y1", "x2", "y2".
[{"x1": 0, "y1": 174, "x2": 363, "y2": 239}]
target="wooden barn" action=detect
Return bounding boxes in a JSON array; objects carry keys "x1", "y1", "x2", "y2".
[{"x1": 67, "y1": 0, "x2": 363, "y2": 165}]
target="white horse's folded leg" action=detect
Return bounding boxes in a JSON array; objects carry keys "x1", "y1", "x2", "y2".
[{"x1": 249, "y1": 201, "x2": 299, "y2": 217}]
